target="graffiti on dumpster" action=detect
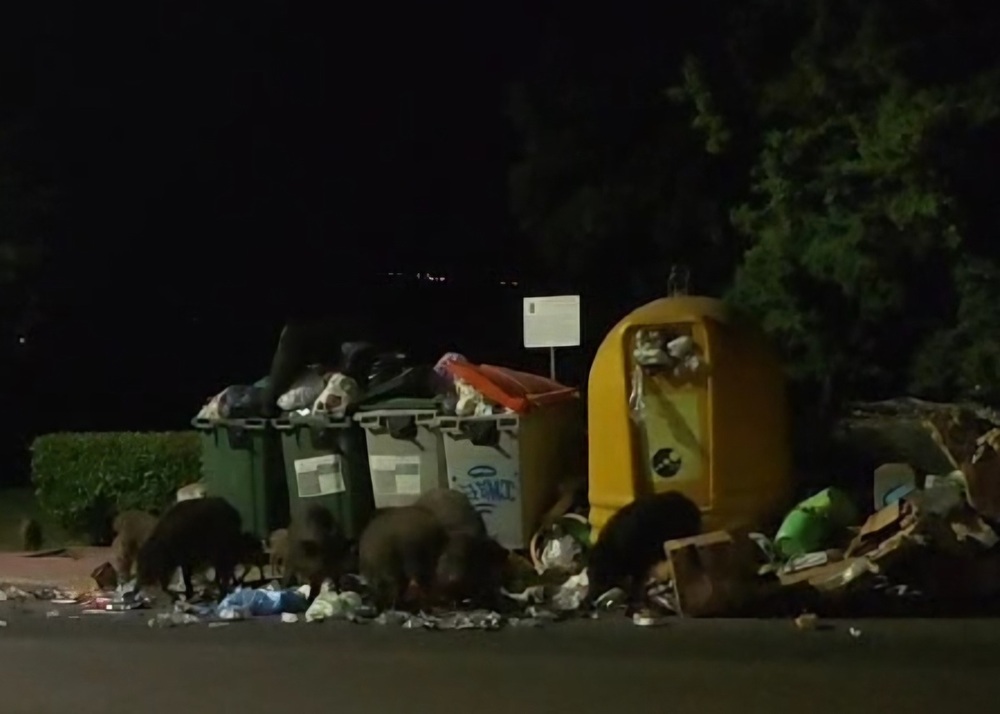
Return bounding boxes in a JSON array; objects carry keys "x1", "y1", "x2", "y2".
[{"x1": 457, "y1": 465, "x2": 518, "y2": 515}]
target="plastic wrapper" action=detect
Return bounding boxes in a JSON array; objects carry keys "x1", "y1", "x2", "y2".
[
  {"x1": 454, "y1": 378, "x2": 492, "y2": 417},
  {"x1": 502, "y1": 585, "x2": 546, "y2": 605},
  {"x1": 538, "y1": 534, "x2": 582, "y2": 573},
  {"x1": 373, "y1": 609, "x2": 504, "y2": 630},
  {"x1": 629, "y1": 330, "x2": 705, "y2": 423},
  {"x1": 666, "y1": 335, "x2": 703, "y2": 378},
  {"x1": 628, "y1": 364, "x2": 646, "y2": 422},
  {"x1": 593, "y1": 586, "x2": 627, "y2": 611},
  {"x1": 147, "y1": 611, "x2": 201, "y2": 628},
  {"x1": 781, "y1": 551, "x2": 835, "y2": 575},
  {"x1": 748, "y1": 532, "x2": 778, "y2": 565},
  {"x1": 277, "y1": 370, "x2": 326, "y2": 411},
  {"x1": 0, "y1": 586, "x2": 34, "y2": 601},
  {"x1": 551, "y1": 571, "x2": 590, "y2": 612},
  {"x1": 811, "y1": 558, "x2": 874, "y2": 592},
  {"x1": 304, "y1": 590, "x2": 364, "y2": 623}
]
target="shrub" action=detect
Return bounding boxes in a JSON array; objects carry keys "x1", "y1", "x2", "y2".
[{"x1": 31, "y1": 431, "x2": 201, "y2": 543}]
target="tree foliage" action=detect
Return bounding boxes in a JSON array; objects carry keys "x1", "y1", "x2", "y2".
[
  {"x1": 510, "y1": 0, "x2": 1000, "y2": 407},
  {"x1": 673, "y1": 0, "x2": 1000, "y2": 405}
]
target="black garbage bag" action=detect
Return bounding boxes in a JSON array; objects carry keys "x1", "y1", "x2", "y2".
[
  {"x1": 340, "y1": 341, "x2": 379, "y2": 387},
  {"x1": 218, "y1": 384, "x2": 267, "y2": 418}
]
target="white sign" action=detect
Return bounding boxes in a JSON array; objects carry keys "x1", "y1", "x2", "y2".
[
  {"x1": 369, "y1": 455, "x2": 423, "y2": 496},
  {"x1": 293, "y1": 455, "x2": 346, "y2": 498},
  {"x1": 523, "y1": 295, "x2": 581, "y2": 349}
]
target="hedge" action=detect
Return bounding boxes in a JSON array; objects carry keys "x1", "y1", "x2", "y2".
[{"x1": 31, "y1": 431, "x2": 201, "y2": 543}]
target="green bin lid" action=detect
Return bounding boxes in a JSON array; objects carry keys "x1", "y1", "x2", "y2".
[{"x1": 356, "y1": 397, "x2": 442, "y2": 412}]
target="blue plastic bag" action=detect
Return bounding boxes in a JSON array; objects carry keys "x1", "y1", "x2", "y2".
[{"x1": 216, "y1": 588, "x2": 307, "y2": 618}]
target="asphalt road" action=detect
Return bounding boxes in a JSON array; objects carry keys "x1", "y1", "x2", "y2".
[{"x1": 0, "y1": 601, "x2": 998, "y2": 714}]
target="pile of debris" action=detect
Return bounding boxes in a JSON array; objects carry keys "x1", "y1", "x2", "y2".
[{"x1": 654, "y1": 401, "x2": 1000, "y2": 619}]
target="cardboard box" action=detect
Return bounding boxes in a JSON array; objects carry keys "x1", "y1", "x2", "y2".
[{"x1": 663, "y1": 531, "x2": 760, "y2": 617}]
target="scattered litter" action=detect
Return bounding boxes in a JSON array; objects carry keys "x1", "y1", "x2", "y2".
[
  {"x1": 305, "y1": 590, "x2": 363, "y2": 623},
  {"x1": 0, "y1": 620, "x2": 7, "y2": 627},
  {"x1": 281, "y1": 613, "x2": 300, "y2": 624},
  {"x1": 45, "y1": 610, "x2": 59, "y2": 618},
  {"x1": 51, "y1": 599, "x2": 78, "y2": 605},
  {"x1": 632, "y1": 611, "x2": 668, "y2": 627},
  {"x1": 849, "y1": 627, "x2": 863, "y2": 638},
  {"x1": 372, "y1": 609, "x2": 504, "y2": 630},
  {"x1": 208, "y1": 622, "x2": 230, "y2": 629},
  {"x1": 538, "y1": 534, "x2": 582, "y2": 573},
  {"x1": 502, "y1": 585, "x2": 545, "y2": 605},
  {"x1": 795, "y1": 613, "x2": 820, "y2": 631},
  {"x1": 148, "y1": 612, "x2": 201, "y2": 628},
  {"x1": 552, "y1": 571, "x2": 590, "y2": 612},
  {"x1": 217, "y1": 587, "x2": 307, "y2": 619}
]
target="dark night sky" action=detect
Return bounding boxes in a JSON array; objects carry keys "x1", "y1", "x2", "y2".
[{"x1": 0, "y1": 3, "x2": 624, "y2": 481}]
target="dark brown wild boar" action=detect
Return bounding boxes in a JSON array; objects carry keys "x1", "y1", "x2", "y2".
[
  {"x1": 282, "y1": 505, "x2": 349, "y2": 607},
  {"x1": 358, "y1": 506, "x2": 448, "y2": 611},
  {"x1": 135, "y1": 497, "x2": 244, "y2": 600},
  {"x1": 434, "y1": 532, "x2": 508, "y2": 607},
  {"x1": 235, "y1": 531, "x2": 268, "y2": 583},
  {"x1": 19, "y1": 517, "x2": 43, "y2": 552},
  {"x1": 585, "y1": 491, "x2": 702, "y2": 609},
  {"x1": 413, "y1": 488, "x2": 486, "y2": 538},
  {"x1": 267, "y1": 528, "x2": 289, "y2": 577},
  {"x1": 111, "y1": 510, "x2": 159, "y2": 583}
]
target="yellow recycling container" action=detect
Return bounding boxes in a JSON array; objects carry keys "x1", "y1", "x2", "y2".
[{"x1": 588, "y1": 296, "x2": 792, "y2": 536}]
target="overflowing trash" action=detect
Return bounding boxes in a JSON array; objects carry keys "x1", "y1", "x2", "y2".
[{"x1": 195, "y1": 342, "x2": 579, "y2": 422}]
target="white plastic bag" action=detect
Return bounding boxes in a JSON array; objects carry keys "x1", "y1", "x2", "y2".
[
  {"x1": 277, "y1": 371, "x2": 326, "y2": 411},
  {"x1": 454, "y1": 378, "x2": 491, "y2": 417}
]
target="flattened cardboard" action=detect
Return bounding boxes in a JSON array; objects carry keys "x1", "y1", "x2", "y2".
[{"x1": 663, "y1": 531, "x2": 759, "y2": 617}]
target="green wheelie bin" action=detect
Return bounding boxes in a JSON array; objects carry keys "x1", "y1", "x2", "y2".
[
  {"x1": 273, "y1": 413, "x2": 375, "y2": 539},
  {"x1": 191, "y1": 416, "x2": 289, "y2": 539}
]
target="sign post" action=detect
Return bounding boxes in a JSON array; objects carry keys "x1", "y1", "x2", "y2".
[{"x1": 523, "y1": 295, "x2": 581, "y2": 380}]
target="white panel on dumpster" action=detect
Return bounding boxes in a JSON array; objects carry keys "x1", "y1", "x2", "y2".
[
  {"x1": 369, "y1": 454, "x2": 423, "y2": 496},
  {"x1": 294, "y1": 455, "x2": 346, "y2": 497}
]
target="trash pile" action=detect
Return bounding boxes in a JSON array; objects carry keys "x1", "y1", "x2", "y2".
[
  {"x1": 195, "y1": 342, "x2": 576, "y2": 421},
  {"x1": 638, "y1": 400, "x2": 1000, "y2": 620}
]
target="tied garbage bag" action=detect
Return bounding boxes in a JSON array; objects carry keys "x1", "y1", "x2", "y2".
[
  {"x1": 217, "y1": 587, "x2": 307, "y2": 619},
  {"x1": 774, "y1": 488, "x2": 860, "y2": 559}
]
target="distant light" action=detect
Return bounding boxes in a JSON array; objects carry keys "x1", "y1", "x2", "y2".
[
  {"x1": 17, "y1": 336, "x2": 26, "y2": 345},
  {"x1": 511, "y1": 281, "x2": 519, "y2": 287}
]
